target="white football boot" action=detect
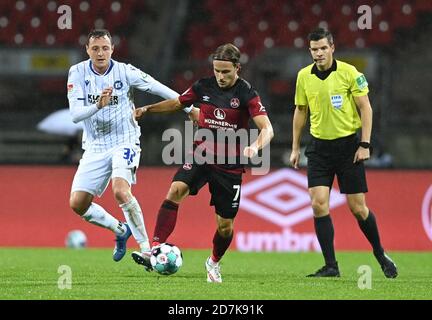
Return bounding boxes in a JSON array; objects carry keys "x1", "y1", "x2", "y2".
[{"x1": 205, "y1": 257, "x2": 222, "y2": 283}]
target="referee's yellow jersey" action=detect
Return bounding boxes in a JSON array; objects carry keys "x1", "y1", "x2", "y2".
[{"x1": 295, "y1": 60, "x2": 369, "y2": 140}]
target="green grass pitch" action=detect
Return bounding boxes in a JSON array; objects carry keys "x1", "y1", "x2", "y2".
[{"x1": 0, "y1": 248, "x2": 431, "y2": 300}]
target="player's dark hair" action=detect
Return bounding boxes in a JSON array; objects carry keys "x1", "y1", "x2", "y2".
[
  {"x1": 87, "y1": 29, "x2": 112, "y2": 45},
  {"x1": 212, "y1": 43, "x2": 241, "y2": 66},
  {"x1": 308, "y1": 28, "x2": 334, "y2": 45}
]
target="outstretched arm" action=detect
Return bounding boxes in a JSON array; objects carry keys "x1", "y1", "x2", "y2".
[
  {"x1": 127, "y1": 64, "x2": 193, "y2": 114},
  {"x1": 134, "y1": 98, "x2": 185, "y2": 120}
]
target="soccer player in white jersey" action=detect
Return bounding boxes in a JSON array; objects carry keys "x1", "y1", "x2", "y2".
[{"x1": 67, "y1": 29, "x2": 191, "y2": 264}]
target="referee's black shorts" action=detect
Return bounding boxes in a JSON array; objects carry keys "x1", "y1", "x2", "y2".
[
  {"x1": 305, "y1": 134, "x2": 368, "y2": 194},
  {"x1": 172, "y1": 163, "x2": 243, "y2": 219}
]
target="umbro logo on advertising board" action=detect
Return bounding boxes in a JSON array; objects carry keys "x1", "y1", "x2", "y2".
[{"x1": 236, "y1": 169, "x2": 346, "y2": 252}]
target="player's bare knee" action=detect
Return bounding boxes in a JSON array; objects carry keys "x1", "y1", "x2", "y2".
[
  {"x1": 311, "y1": 198, "x2": 328, "y2": 215},
  {"x1": 167, "y1": 183, "x2": 188, "y2": 202},
  {"x1": 113, "y1": 188, "x2": 131, "y2": 204},
  {"x1": 70, "y1": 197, "x2": 88, "y2": 216},
  {"x1": 217, "y1": 219, "x2": 233, "y2": 237},
  {"x1": 350, "y1": 205, "x2": 368, "y2": 220},
  {"x1": 166, "y1": 187, "x2": 179, "y2": 201},
  {"x1": 70, "y1": 191, "x2": 93, "y2": 215},
  {"x1": 218, "y1": 225, "x2": 233, "y2": 237}
]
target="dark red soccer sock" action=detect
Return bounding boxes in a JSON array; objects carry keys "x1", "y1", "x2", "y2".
[
  {"x1": 211, "y1": 229, "x2": 234, "y2": 262},
  {"x1": 152, "y1": 200, "x2": 179, "y2": 246}
]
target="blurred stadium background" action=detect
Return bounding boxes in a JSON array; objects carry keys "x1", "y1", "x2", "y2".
[
  {"x1": 0, "y1": 0, "x2": 431, "y2": 168},
  {"x1": 0, "y1": 0, "x2": 431, "y2": 252}
]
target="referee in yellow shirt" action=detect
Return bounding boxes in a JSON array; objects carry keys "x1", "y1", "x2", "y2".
[{"x1": 290, "y1": 28, "x2": 397, "y2": 278}]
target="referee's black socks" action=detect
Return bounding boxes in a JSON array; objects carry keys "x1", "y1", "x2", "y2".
[
  {"x1": 357, "y1": 211, "x2": 385, "y2": 257},
  {"x1": 314, "y1": 215, "x2": 337, "y2": 266}
]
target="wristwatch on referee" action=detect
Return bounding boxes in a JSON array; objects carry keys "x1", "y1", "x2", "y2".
[{"x1": 359, "y1": 141, "x2": 371, "y2": 149}]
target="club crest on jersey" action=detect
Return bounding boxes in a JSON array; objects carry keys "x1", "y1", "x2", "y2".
[
  {"x1": 214, "y1": 108, "x2": 226, "y2": 120},
  {"x1": 67, "y1": 83, "x2": 74, "y2": 92},
  {"x1": 230, "y1": 98, "x2": 240, "y2": 108},
  {"x1": 183, "y1": 163, "x2": 192, "y2": 170},
  {"x1": 114, "y1": 80, "x2": 123, "y2": 90}
]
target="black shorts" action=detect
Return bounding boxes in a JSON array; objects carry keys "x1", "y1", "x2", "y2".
[
  {"x1": 305, "y1": 134, "x2": 368, "y2": 194},
  {"x1": 173, "y1": 164, "x2": 243, "y2": 219}
]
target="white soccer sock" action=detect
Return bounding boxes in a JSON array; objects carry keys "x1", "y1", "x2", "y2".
[
  {"x1": 120, "y1": 197, "x2": 150, "y2": 252},
  {"x1": 208, "y1": 257, "x2": 219, "y2": 266},
  {"x1": 82, "y1": 203, "x2": 126, "y2": 235}
]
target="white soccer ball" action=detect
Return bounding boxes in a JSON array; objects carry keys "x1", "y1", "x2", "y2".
[
  {"x1": 65, "y1": 230, "x2": 87, "y2": 249},
  {"x1": 150, "y1": 243, "x2": 183, "y2": 275}
]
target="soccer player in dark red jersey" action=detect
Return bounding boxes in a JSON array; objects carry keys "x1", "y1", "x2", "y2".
[{"x1": 133, "y1": 43, "x2": 274, "y2": 282}]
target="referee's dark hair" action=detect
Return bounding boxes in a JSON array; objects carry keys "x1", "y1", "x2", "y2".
[
  {"x1": 87, "y1": 29, "x2": 112, "y2": 45},
  {"x1": 212, "y1": 43, "x2": 241, "y2": 66},
  {"x1": 308, "y1": 28, "x2": 334, "y2": 45}
]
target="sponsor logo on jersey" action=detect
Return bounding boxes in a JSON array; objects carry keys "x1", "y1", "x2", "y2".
[
  {"x1": 230, "y1": 98, "x2": 240, "y2": 108},
  {"x1": 203, "y1": 96, "x2": 210, "y2": 102},
  {"x1": 204, "y1": 118, "x2": 237, "y2": 129},
  {"x1": 258, "y1": 102, "x2": 266, "y2": 112},
  {"x1": 84, "y1": 80, "x2": 90, "y2": 86},
  {"x1": 87, "y1": 94, "x2": 119, "y2": 105},
  {"x1": 114, "y1": 80, "x2": 123, "y2": 90},
  {"x1": 331, "y1": 95, "x2": 343, "y2": 109},
  {"x1": 214, "y1": 108, "x2": 226, "y2": 120}
]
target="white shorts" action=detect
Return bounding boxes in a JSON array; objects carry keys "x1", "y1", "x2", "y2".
[{"x1": 71, "y1": 143, "x2": 141, "y2": 197}]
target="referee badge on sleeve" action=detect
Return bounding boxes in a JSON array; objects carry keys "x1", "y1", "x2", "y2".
[
  {"x1": 331, "y1": 95, "x2": 343, "y2": 109},
  {"x1": 356, "y1": 75, "x2": 368, "y2": 90}
]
